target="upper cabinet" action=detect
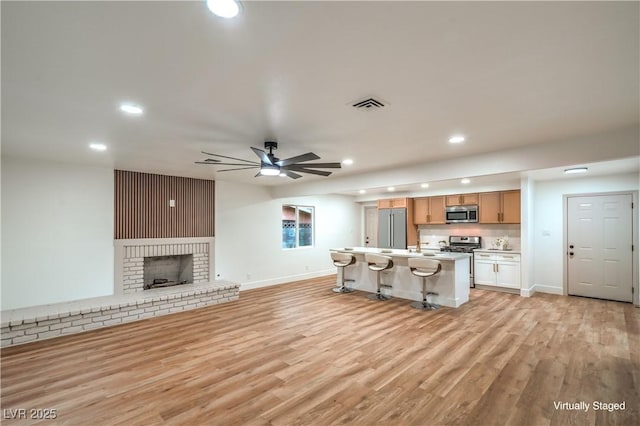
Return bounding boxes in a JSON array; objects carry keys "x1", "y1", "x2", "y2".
[
  {"x1": 378, "y1": 198, "x2": 408, "y2": 209},
  {"x1": 445, "y1": 193, "x2": 479, "y2": 206},
  {"x1": 478, "y1": 190, "x2": 521, "y2": 224},
  {"x1": 413, "y1": 196, "x2": 446, "y2": 225}
]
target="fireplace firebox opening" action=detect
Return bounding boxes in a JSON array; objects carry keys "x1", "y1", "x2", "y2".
[{"x1": 143, "y1": 254, "x2": 193, "y2": 290}]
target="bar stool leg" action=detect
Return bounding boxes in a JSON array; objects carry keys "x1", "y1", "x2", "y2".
[
  {"x1": 367, "y1": 270, "x2": 391, "y2": 301},
  {"x1": 411, "y1": 277, "x2": 427, "y2": 309},
  {"x1": 332, "y1": 266, "x2": 355, "y2": 293},
  {"x1": 426, "y1": 277, "x2": 440, "y2": 309},
  {"x1": 411, "y1": 276, "x2": 440, "y2": 310}
]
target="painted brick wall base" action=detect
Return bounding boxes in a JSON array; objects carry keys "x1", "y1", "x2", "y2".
[{"x1": 1, "y1": 282, "x2": 239, "y2": 348}]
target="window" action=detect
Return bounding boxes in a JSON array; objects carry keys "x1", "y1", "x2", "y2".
[{"x1": 282, "y1": 205, "x2": 314, "y2": 249}]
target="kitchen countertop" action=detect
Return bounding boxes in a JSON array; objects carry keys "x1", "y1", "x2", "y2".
[
  {"x1": 329, "y1": 247, "x2": 470, "y2": 308},
  {"x1": 473, "y1": 248, "x2": 521, "y2": 254},
  {"x1": 331, "y1": 247, "x2": 470, "y2": 261}
]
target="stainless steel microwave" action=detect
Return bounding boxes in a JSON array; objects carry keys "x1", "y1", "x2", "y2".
[{"x1": 445, "y1": 205, "x2": 479, "y2": 223}]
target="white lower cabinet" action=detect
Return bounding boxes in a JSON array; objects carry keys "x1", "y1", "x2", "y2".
[{"x1": 474, "y1": 252, "x2": 520, "y2": 289}]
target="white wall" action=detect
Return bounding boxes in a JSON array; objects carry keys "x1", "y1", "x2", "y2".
[
  {"x1": 532, "y1": 172, "x2": 639, "y2": 295},
  {"x1": 215, "y1": 181, "x2": 361, "y2": 290},
  {"x1": 1, "y1": 158, "x2": 114, "y2": 309},
  {"x1": 520, "y1": 176, "x2": 536, "y2": 296}
]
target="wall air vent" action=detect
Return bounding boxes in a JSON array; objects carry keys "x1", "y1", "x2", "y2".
[{"x1": 352, "y1": 97, "x2": 386, "y2": 110}]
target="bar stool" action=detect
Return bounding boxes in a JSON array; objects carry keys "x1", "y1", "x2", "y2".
[
  {"x1": 365, "y1": 253, "x2": 394, "y2": 301},
  {"x1": 330, "y1": 252, "x2": 356, "y2": 293},
  {"x1": 408, "y1": 257, "x2": 442, "y2": 310}
]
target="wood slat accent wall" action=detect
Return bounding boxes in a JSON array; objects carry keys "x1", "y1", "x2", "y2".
[{"x1": 114, "y1": 170, "x2": 215, "y2": 239}]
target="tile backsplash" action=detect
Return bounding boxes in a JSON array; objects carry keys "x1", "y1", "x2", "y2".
[{"x1": 418, "y1": 224, "x2": 521, "y2": 250}]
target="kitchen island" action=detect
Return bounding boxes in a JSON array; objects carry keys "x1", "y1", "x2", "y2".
[{"x1": 329, "y1": 247, "x2": 470, "y2": 308}]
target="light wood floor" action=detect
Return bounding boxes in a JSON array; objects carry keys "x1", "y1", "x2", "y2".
[{"x1": 1, "y1": 276, "x2": 639, "y2": 425}]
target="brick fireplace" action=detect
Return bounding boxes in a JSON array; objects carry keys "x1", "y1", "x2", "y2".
[{"x1": 114, "y1": 238, "x2": 214, "y2": 295}]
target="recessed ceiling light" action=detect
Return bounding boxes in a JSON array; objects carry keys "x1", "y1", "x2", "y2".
[
  {"x1": 89, "y1": 143, "x2": 107, "y2": 151},
  {"x1": 359, "y1": 189, "x2": 366, "y2": 194},
  {"x1": 420, "y1": 183, "x2": 430, "y2": 188},
  {"x1": 564, "y1": 167, "x2": 588, "y2": 174},
  {"x1": 461, "y1": 178, "x2": 470, "y2": 184},
  {"x1": 342, "y1": 159, "x2": 354, "y2": 166},
  {"x1": 387, "y1": 186, "x2": 395, "y2": 192},
  {"x1": 206, "y1": 0, "x2": 240, "y2": 18},
  {"x1": 119, "y1": 103, "x2": 144, "y2": 115},
  {"x1": 449, "y1": 135, "x2": 465, "y2": 144}
]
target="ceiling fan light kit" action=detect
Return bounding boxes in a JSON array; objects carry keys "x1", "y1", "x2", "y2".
[
  {"x1": 259, "y1": 164, "x2": 280, "y2": 176},
  {"x1": 196, "y1": 141, "x2": 342, "y2": 179}
]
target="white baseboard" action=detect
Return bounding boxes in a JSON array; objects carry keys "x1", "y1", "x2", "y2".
[
  {"x1": 520, "y1": 287, "x2": 535, "y2": 297},
  {"x1": 240, "y1": 269, "x2": 335, "y2": 291},
  {"x1": 531, "y1": 284, "x2": 564, "y2": 295}
]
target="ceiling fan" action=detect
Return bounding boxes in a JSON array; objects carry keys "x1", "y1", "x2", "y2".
[{"x1": 195, "y1": 141, "x2": 342, "y2": 179}]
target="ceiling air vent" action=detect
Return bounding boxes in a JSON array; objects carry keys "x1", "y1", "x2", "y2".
[{"x1": 352, "y1": 97, "x2": 386, "y2": 110}]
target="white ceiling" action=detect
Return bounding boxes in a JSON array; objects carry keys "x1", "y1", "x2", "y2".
[
  {"x1": 525, "y1": 157, "x2": 640, "y2": 182},
  {"x1": 2, "y1": 1, "x2": 639, "y2": 192}
]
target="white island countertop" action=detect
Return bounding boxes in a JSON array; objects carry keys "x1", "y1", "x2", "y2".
[
  {"x1": 329, "y1": 247, "x2": 470, "y2": 308},
  {"x1": 331, "y1": 247, "x2": 471, "y2": 261}
]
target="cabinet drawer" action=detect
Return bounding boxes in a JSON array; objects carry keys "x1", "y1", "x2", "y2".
[
  {"x1": 474, "y1": 253, "x2": 495, "y2": 260},
  {"x1": 496, "y1": 254, "x2": 520, "y2": 262}
]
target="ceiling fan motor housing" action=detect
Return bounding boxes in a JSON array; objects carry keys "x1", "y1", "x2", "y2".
[{"x1": 264, "y1": 141, "x2": 279, "y2": 162}]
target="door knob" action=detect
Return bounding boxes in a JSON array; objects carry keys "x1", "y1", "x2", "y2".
[{"x1": 569, "y1": 252, "x2": 574, "y2": 256}]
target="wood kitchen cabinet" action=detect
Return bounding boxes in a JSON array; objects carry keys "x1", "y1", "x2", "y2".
[
  {"x1": 377, "y1": 198, "x2": 408, "y2": 209},
  {"x1": 445, "y1": 193, "x2": 479, "y2": 206},
  {"x1": 479, "y1": 190, "x2": 521, "y2": 224},
  {"x1": 413, "y1": 196, "x2": 446, "y2": 225}
]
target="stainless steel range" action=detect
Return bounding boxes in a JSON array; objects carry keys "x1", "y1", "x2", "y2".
[{"x1": 441, "y1": 236, "x2": 481, "y2": 287}]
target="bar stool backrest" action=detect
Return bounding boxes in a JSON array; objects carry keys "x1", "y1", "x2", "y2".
[
  {"x1": 365, "y1": 253, "x2": 393, "y2": 271},
  {"x1": 331, "y1": 252, "x2": 356, "y2": 267},
  {"x1": 408, "y1": 257, "x2": 441, "y2": 277}
]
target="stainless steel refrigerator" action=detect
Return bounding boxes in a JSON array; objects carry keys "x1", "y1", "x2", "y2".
[{"x1": 378, "y1": 208, "x2": 407, "y2": 249}]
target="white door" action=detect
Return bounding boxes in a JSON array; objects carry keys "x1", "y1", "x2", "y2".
[
  {"x1": 567, "y1": 194, "x2": 633, "y2": 302},
  {"x1": 364, "y1": 206, "x2": 378, "y2": 248}
]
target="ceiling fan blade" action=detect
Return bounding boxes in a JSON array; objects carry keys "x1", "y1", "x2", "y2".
[
  {"x1": 251, "y1": 147, "x2": 272, "y2": 164},
  {"x1": 277, "y1": 152, "x2": 320, "y2": 167},
  {"x1": 284, "y1": 166, "x2": 332, "y2": 176},
  {"x1": 295, "y1": 162, "x2": 342, "y2": 168},
  {"x1": 216, "y1": 166, "x2": 260, "y2": 172},
  {"x1": 201, "y1": 151, "x2": 259, "y2": 164},
  {"x1": 280, "y1": 170, "x2": 303, "y2": 179},
  {"x1": 196, "y1": 162, "x2": 261, "y2": 166}
]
